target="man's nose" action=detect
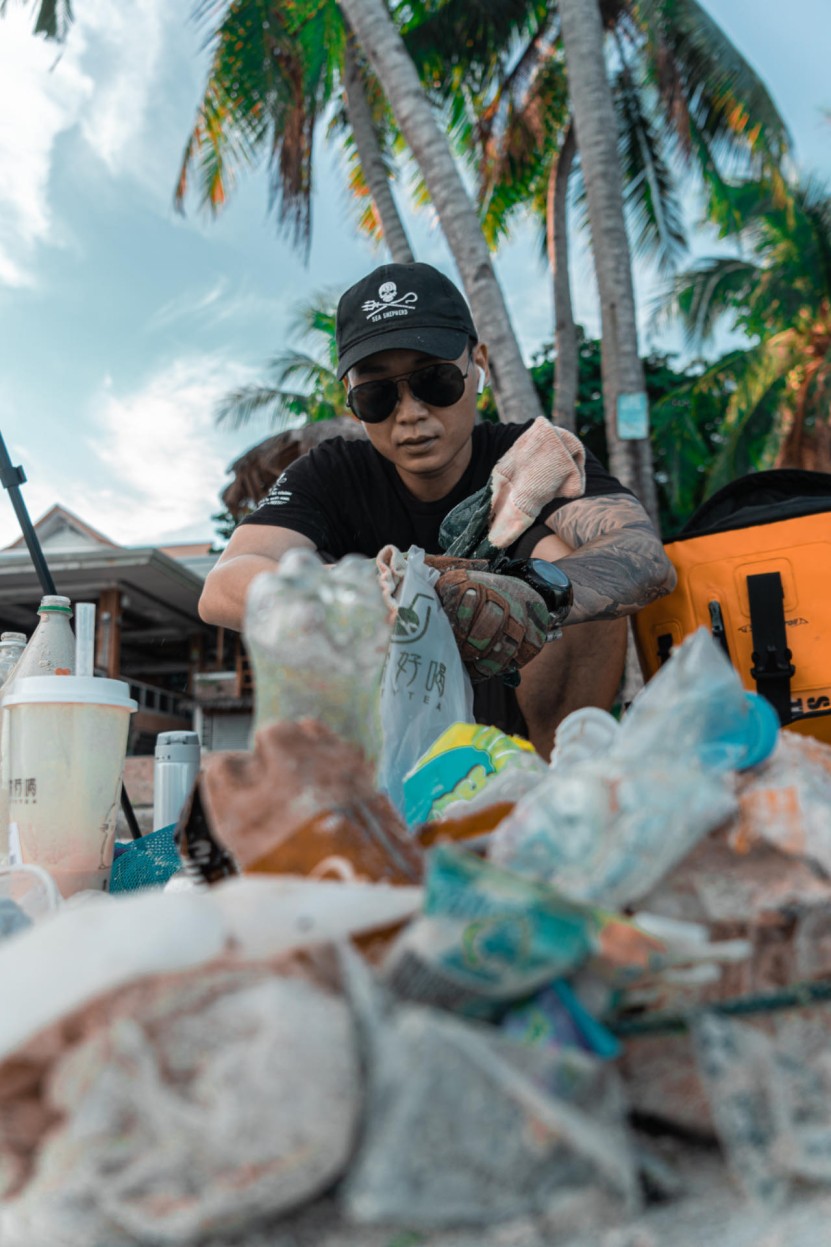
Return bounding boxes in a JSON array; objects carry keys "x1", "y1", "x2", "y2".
[{"x1": 393, "y1": 379, "x2": 429, "y2": 422}]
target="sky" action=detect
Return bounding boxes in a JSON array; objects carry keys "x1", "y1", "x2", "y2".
[{"x1": 0, "y1": 0, "x2": 829, "y2": 549}]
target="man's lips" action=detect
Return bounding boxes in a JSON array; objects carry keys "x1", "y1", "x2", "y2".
[{"x1": 397, "y1": 435, "x2": 437, "y2": 449}]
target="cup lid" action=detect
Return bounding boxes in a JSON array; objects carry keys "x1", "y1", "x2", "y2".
[{"x1": 4, "y1": 675, "x2": 137, "y2": 712}]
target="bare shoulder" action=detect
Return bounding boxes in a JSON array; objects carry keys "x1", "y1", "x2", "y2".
[
  {"x1": 215, "y1": 523, "x2": 316, "y2": 566},
  {"x1": 547, "y1": 493, "x2": 658, "y2": 547}
]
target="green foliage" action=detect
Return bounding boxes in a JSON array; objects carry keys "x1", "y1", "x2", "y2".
[
  {"x1": 667, "y1": 178, "x2": 831, "y2": 481},
  {"x1": 215, "y1": 292, "x2": 342, "y2": 430},
  {"x1": 177, "y1": 0, "x2": 345, "y2": 254},
  {"x1": 519, "y1": 332, "x2": 729, "y2": 537}
]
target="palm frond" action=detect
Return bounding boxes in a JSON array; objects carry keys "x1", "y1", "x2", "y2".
[
  {"x1": 214, "y1": 384, "x2": 308, "y2": 431},
  {"x1": 666, "y1": 256, "x2": 761, "y2": 345},
  {"x1": 704, "y1": 335, "x2": 795, "y2": 491},
  {"x1": 401, "y1": 0, "x2": 552, "y2": 98},
  {"x1": 634, "y1": 0, "x2": 791, "y2": 174},
  {"x1": 1, "y1": 0, "x2": 73, "y2": 40},
  {"x1": 612, "y1": 61, "x2": 687, "y2": 271},
  {"x1": 267, "y1": 348, "x2": 339, "y2": 393},
  {"x1": 177, "y1": 0, "x2": 343, "y2": 256}
]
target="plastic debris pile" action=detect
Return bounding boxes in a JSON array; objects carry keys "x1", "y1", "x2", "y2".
[{"x1": 3, "y1": 570, "x2": 831, "y2": 1246}]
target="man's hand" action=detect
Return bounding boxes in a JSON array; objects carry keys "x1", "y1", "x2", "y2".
[{"x1": 425, "y1": 554, "x2": 550, "y2": 682}]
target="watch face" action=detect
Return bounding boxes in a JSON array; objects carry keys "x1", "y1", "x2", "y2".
[
  {"x1": 525, "y1": 558, "x2": 572, "y2": 596},
  {"x1": 525, "y1": 559, "x2": 573, "y2": 614},
  {"x1": 498, "y1": 557, "x2": 573, "y2": 620}
]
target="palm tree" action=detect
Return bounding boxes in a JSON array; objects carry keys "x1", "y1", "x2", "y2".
[
  {"x1": 557, "y1": 0, "x2": 655, "y2": 512},
  {"x1": 176, "y1": 0, "x2": 414, "y2": 263},
  {"x1": 335, "y1": 0, "x2": 545, "y2": 425},
  {"x1": 215, "y1": 298, "x2": 345, "y2": 430},
  {"x1": 665, "y1": 178, "x2": 831, "y2": 487},
  {"x1": 414, "y1": 0, "x2": 790, "y2": 478}
]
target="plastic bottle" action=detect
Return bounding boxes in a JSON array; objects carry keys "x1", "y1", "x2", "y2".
[
  {"x1": 0, "y1": 634, "x2": 27, "y2": 690},
  {"x1": 615, "y1": 628, "x2": 779, "y2": 773},
  {"x1": 0, "y1": 597, "x2": 75, "y2": 866},
  {"x1": 244, "y1": 550, "x2": 392, "y2": 769},
  {"x1": 153, "y1": 731, "x2": 201, "y2": 831},
  {"x1": 7, "y1": 596, "x2": 75, "y2": 684}
]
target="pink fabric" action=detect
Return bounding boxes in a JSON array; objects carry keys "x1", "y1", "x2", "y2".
[{"x1": 488, "y1": 417, "x2": 586, "y2": 549}]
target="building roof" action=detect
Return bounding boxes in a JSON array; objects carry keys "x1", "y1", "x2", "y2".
[
  {"x1": 3, "y1": 505, "x2": 120, "y2": 553},
  {"x1": 0, "y1": 505, "x2": 218, "y2": 637},
  {"x1": 2, "y1": 506, "x2": 217, "y2": 577},
  {"x1": 0, "y1": 545, "x2": 208, "y2": 632}
]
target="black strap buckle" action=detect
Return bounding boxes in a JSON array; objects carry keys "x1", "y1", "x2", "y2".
[{"x1": 747, "y1": 571, "x2": 794, "y2": 725}]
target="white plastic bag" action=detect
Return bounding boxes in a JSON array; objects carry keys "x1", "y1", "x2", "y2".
[{"x1": 378, "y1": 547, "x2": 473, "y2": 816}]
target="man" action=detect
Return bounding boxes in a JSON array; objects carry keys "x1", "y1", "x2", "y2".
[{"x1": 200, "y1": 262, "x2": 675, "y2": 756}]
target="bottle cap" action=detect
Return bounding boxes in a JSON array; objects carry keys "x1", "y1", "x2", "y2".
[
  {"x1": 0, "y1": 633, "x2": 26, "y2": 645},
  {"x1": 155, "y1": 731, "x2": 201, "y2": 765},
  {"x1": 38, "y1": 595, "x2": 72, "y2": 615},
  {"x1": 736, "y1": 691, "x2": 780, "y2": 770}
]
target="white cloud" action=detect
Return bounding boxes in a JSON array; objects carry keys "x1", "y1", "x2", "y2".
[
  {"x1": 0, "y1": 7, "x2": 92, "y2": 284},
  {"x1": 145, "y1": 277, "x2": 291, "y2": 336},
  {"x1": 149, "y1": 279, "x2": 230, "y2": 330},
  {"x1": 0, "y1": 355, "x2": 265, "y2": 549},
  {"x1": 75, "y1": 0, "x2": 167, "y2": 177},
  {"x1": 0, "y1": 0, "x2": 172, "y2": 287},
  {"x1": 84, "y1": 355, "x2": 262, "y2": 545}
]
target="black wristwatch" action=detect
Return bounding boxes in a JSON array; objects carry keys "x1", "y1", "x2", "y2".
[{"x1": 493, "y1": 556, "x2": 573, "y2": 637}]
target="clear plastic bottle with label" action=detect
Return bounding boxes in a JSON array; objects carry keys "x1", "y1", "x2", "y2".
[{"x1": 0, "y1": 598, "x2": 75, "y2": 865}]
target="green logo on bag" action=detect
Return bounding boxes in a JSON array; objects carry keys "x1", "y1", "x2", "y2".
[{"x1": 393, "y1": 593, "x2": 432, "y2": 643}]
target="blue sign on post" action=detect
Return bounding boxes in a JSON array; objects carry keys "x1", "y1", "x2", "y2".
[{"x1": 617, "y1": 391, "x2": 649, "y2": 440}]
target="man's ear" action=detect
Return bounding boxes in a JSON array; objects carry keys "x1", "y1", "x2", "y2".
[{"x1": 473, "y1": 342, "x2": 489, "y2": 390}]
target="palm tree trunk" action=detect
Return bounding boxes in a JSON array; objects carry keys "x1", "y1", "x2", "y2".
[
  {"x1": 336, "y1": 0, "x2": 544, "y2": 425},
  {"x1": 557, "y1": 0, "x2": 658, "y2": 524},
  {"x1": 547, "y1": 120, "x2": 578, "y2": 433},
  {"x1": 342, "y1": 35, "x2": 414, "y2": 265}
]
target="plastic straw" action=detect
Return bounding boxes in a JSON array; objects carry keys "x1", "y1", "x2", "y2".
[{"x1": 75, "y1": 602, "x2": 96, "y2": 678}]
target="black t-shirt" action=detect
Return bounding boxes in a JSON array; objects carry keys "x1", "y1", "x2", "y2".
[{"x1": 239, "y1": 420, "x2": 631, "y2": 557}]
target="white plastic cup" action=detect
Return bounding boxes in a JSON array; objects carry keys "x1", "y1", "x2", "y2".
[{"x1": 4, "y1": 676, "x2": 137, "y2": 898}]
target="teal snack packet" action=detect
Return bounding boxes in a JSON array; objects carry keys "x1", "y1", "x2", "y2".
[{"x1": 381, "y1": 844, "x2": 662, "y2": 1018}]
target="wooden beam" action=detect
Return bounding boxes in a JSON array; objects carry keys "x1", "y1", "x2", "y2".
[{"x1": 96, "y1": 587, "x2": 122, "y2": 680}]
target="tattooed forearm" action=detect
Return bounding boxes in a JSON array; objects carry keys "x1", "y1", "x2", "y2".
[{"x1": 544, "y1": 495, "x2": 676, "y2": 625}]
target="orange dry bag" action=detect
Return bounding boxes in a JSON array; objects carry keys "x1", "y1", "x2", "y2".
[{"x1": 634, "y1": 470, "x2": 831, "y2": 744}]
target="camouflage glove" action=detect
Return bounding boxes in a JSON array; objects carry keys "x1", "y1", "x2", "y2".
[{"x1": 424, "y1": 555, "x2": 551, "y2": 683}]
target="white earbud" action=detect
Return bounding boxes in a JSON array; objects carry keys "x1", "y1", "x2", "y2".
[{"x1": 476, "y1": 366, "x2": 486, "y2": 395}]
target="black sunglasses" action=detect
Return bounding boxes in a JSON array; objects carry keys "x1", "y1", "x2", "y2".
[{"x1": 346, "y1": 354, "x2": 473, "y2": 424}]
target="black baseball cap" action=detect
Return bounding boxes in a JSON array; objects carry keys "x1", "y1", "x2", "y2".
[{"x1": 335, "y1": 262, "x2": 477, "y2": 380}]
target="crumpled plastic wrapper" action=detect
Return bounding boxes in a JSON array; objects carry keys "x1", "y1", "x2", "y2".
[
  {"x1": 342, "y1": 972, "x2": 637, "y2": 1229},
  {"x1": 0, "y1": 874, "x2": 430, "y2": 1245},
  {"x1": 488, "y1": 757, "x2": 737, "y2": 911},
  {"x1": 730, "y1": 733, "x2": 831, "y2": 873},
  {"x1": 245, "y1": 549, "x2": 392, "y2": 769},
  {"x1": 200, "y1": 719, "x2": 422, "y2": 884},
  {"x1": 691, "y1": 1008, "x2": 831, "y2": 1207},
  {"x1": 0, "y1": 904, "x2": 362, "y2": 1247}
]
